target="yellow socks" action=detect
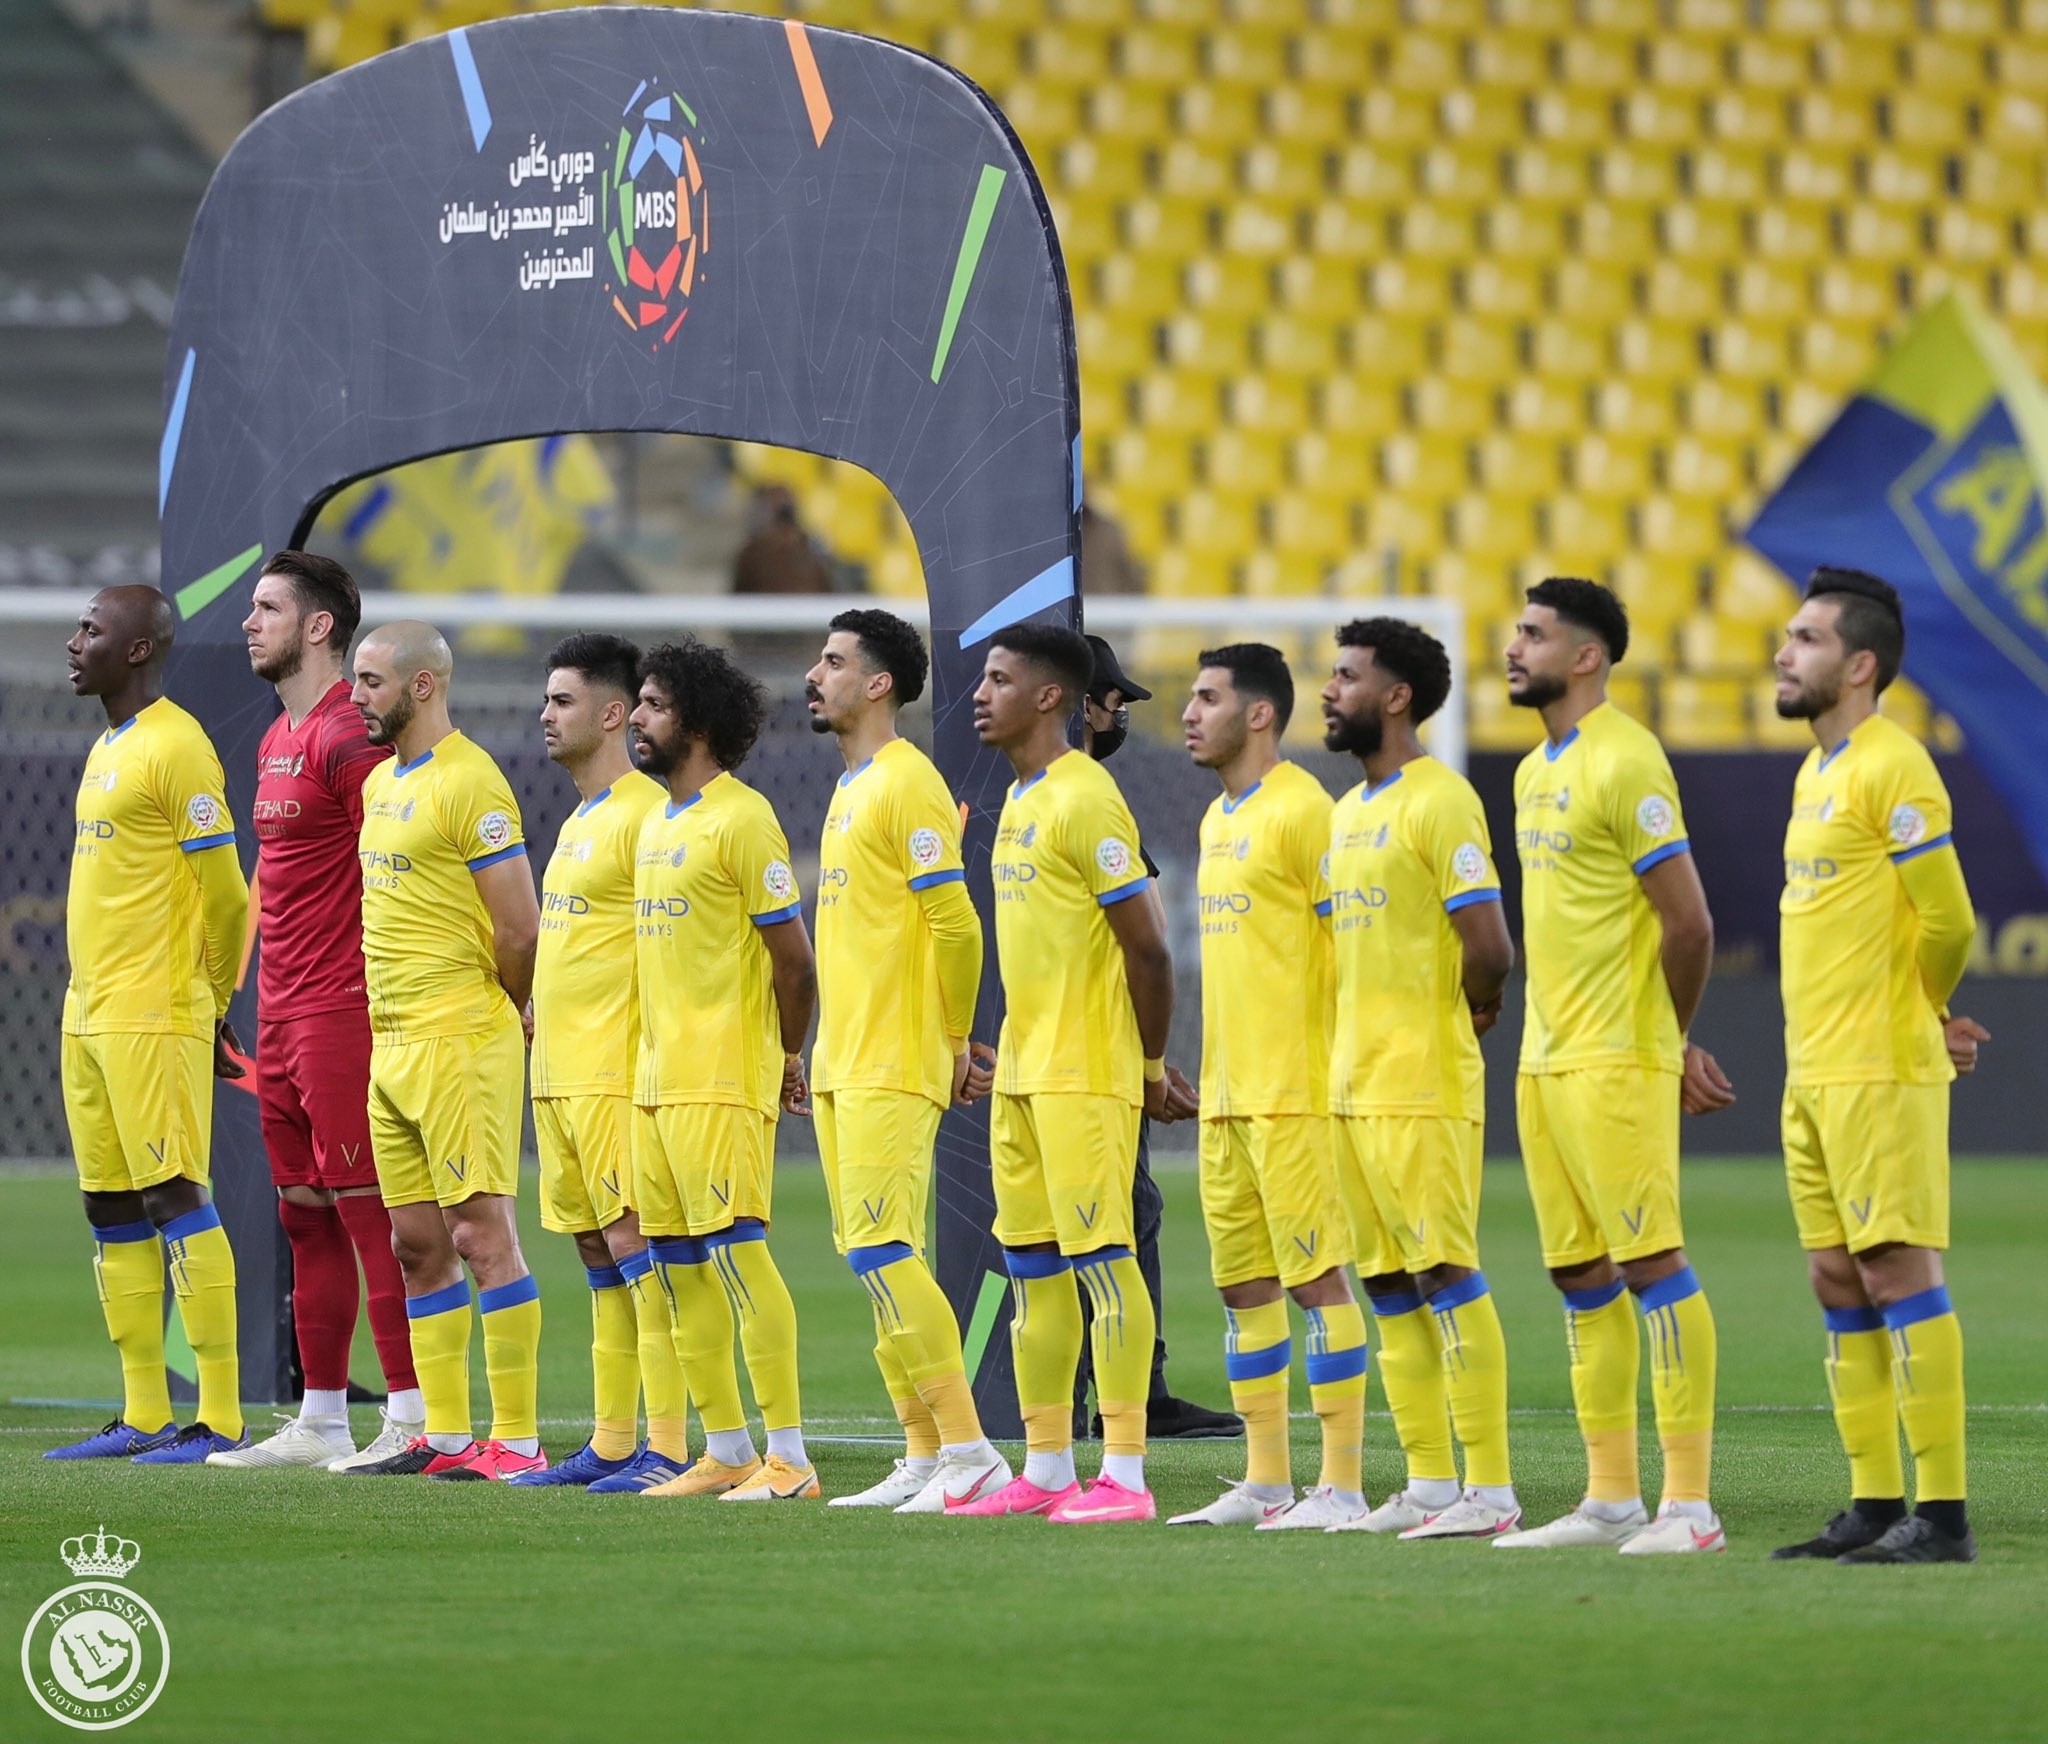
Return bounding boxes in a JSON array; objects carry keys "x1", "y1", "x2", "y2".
[
  {"x1": 406, "y1": 1280, "x2": 475, "y2": 1440},
  {"x1": 1370, "y1": 1288, "x2": 1454, "y2": 1488},
  {"x1": 1305, "y1": 1299, "x2": 1369, "y2": 1498},
  {"x1": 1432, "y1": 1273, "x2": 1512, "y2": 1490},
  {"x1": 93, "y1": 1220, "x2": 172, "y2": 1432},
  {"x1": 651, "y1": 1237, "x2": 743, "y2": 1438},
  {"x1": 708, "y1": 1223, "x2": 802, "y2": 1434},
  {"x1": 852, "y1": 1243, "x2": 986, "y2": 1449},
  {"x1": 478, "y1": 1275, "x2": 542, "y2": 1445},
  {"x1": 1076, "y1": 1248, "x2": 1155, "y2": 1460},
  {"x1": 1885, "y1": 1286, "x2": 1967, "y2": 1503},
  {"x1": 1224, "y1": 1299, "x2": 1293, "y2": 1489},
  {"x1": 1825, "y1": 1307, "x2": 1904, "y2": 1500},
  {"x1": 619, "y1": 1249, "x2": 690, "y2": 1464},
  {"x1": 162, "y1": 1206, "x2": 241, "y2": 1440},
  {"x1": 1564, "y1": 1279, "x2": 1641, "y2": 1503},
  {"x1": 1006, "y1": 1251, "x2": 1082, "y2": 1457},
  {"x1": 585, "y1": 1261, "x2": 639, "y2": 1460},
  {"x1": 1640, "y1": 1266, "x2": 1716, "y2": 1503},
  {"x1": 870, "y1": 1306, "x2": 942, "y2": 1459}
]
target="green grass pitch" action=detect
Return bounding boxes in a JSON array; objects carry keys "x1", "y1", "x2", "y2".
[{"x1": 3, "y1": 1157, "x2": 2043, "y2": 1744}]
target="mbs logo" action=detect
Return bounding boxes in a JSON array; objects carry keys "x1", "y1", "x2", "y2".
[{"x1": 604, "y1": 80, "x2": 712, "y2": 349}]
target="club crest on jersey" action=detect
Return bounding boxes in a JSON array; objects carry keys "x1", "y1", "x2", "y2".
[
  {"x1": 763, "y1": 860, "x2": 797, "y2": 903},
  {"x1": 1452, "y1": 842, "x2": 1487, "y2": 882},
  {"x1": 1636, "y1": 795, "x2": 1675, "y2": 838},
  {"x1": 908, "y1": 827, "x2": 943, "y2": 868},
  {"x1": 185, "y1": 794, "x2": 221, "y2": 832},
  {"x1": 1234, "y1": 836, "x2": 1251, "y2": 860},
  {"x1": 1096, "y1": 837, "x2": 1132, "y2": 878},
  {"x1": 1820, "y1": 795, "x2": 1834, "y2": 823},
  {"x1": 477, "y1": 810, "x2": 513, "y2": 850},
  {"x1": 1888, "y1": 803, "x2": 1928, "y2": 848}
]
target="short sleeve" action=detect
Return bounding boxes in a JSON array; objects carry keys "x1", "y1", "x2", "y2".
[
  {"x1": 1607, "y1": 742, "x2": 1690, "y2": 876},
  {"x1": 450, "y1": 759, "x2": 527, "y2": 872},
  {"x1": 1068, "y1": 778, "x2": 1150, "y2": 907},
  {"x1": 896, "y1": 772, "x2": 967, "y2": 892},
  {"x1": 732, "y1": 803, "x2": 802, "y2": 924},
  {"x1": 1422, "y1": 781, "x2": 1502, "y2": 912},
  {"x1": 1865, "y1": 742, "x2": 1955, "y2": 865},
  {"x1": 162, "y1": 732, "x2": 236, "y2": 853}
]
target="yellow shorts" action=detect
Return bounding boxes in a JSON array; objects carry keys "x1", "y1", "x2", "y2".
[
  {"x1": 634, "y1": 1101, "x2": 777, "y2": 1238},
  {"x1": 1331, "y1": 1113, "x2": 1484, "y2": 1279},
  {"x1": 368, "y1": 1016, "x2": 524, "y2": 1209},
  {"x1": 1199, "y1": 1114, "x2": 1350, "y2": 1288},
  {"x1": 1517, "y1": 1067, "x2": 1683, "y2": 1269},
  {"x1": 1783, "y1": 1081, "x2": 1950, "y2": 1253},
  {"x1": 814, "y1": 1088, "x2": 941, "y2": 1255},
  {"x1": 990, "y1": 1091, "x2": 1140, "y2": 1254},
  {"x1": 63, "y1": 1030, "x2": 212, "y2": 1194},
  {"x1": 533, "y1": 1094, "x2": 635, "y2": 1234}
]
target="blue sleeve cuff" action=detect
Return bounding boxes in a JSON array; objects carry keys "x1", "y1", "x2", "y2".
[
  {"x1": 750, "y1": 902, "x2": 802, "y2": 926},
  {"x1": 467, "y1": 843, "x2": 528, "y2": 872},
  {"x1": 1096, "y1": 876, "x2": 1151, "y2": 907},
  {"x1": 908, "y1": 868, "x2": 966, "y2": 891},
  {"x1": 1443, "y1": 887, "x2": 1502, "y2": 913},
  {"x1": 1313, "y1": 898, "x2": 1333, "y2": 917},
  {"x1": 1631, "y1": 839, "x2": 1690, "y2": 875},
  {"x1": 180, "y1": 831, "x2": 236, "y2": 853},
  {"x1": 1890, "y1": 832, "x2": 1954, "y2": 864}
]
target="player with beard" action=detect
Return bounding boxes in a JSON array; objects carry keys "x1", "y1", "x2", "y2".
[{"x1": 208, "y1": 553, "x2": 424, "y2": 1471}]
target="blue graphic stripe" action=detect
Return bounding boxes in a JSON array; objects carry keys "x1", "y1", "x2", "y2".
[
  {"x1": 94, "y1": 1219, "x2": 159, "y2": 1245},
  {"x1": 1224, "y1": 1339, "x2": 1293, "y2": 1381},
  {"x1": 1096, "y1": 875, "x2": 1150, "y2": 907},
  {"x1": 467, "y1": 843, "x2": 527, "y2": 872},
  {"x1": 1306, "y1": 1344, "x2": 1369, "y2": 1385},
  {"x1": 586, "y1": 1264, "x2": 627, "y2": 1291},
  {"x1": 1636, "y1": 1264, "x2": 1702, "y2": 1312},
  {"x1": 616, "y1": 1249, "x2": 654, "y2": 1283},
  {"x1": 1631, "y1": 838, "x2": 1691, "y2": 875},
  {"x1": 1564, "y1": 1278, "x2": 1627, "y2": 1312},
  {"x1": 479, "y1": 1274, "x2": 540, "y2": 1314},
  {"x1": 750, "y1": 902, "x2": 802, "y2": 926},
  {"x1": 1004, "y1": 1248, "x2": 1071, "y2": 1279},
  {"x1": 1429, "y1": 1270, "x2": 1491, "y2": 1311},
  {"x1": 955, "y1": 556, "x2": 1076, "y2": 649},
  {"x1": 447, "y1": 28, "x2": 492, "y2": 151},
  {"x1": 159, "y1": 347, "x2": 195, "y2": 514},
  {"x1": 407, "y1": 1281, "x2": 470, "y2": 1319},
  {"x1": 1368, "y1": 1289, "x2": 1425, "y2": 1317},
  {"x1": 907, "y1": 868, "x2": 966, "y2": 891},
  {"x1": 160, "y1": 1204, "x2": 223, "y2": 1243},
  {"x1": 1443, "y1": 887, "x2": 1501, "y2": 912},
  {"x1": 1314, "y1": 898, "x2": 1333, "y2": 916},
  {"x1": 1882, "y1": 1285, "x2": 1954, "y2": 1331},
  {"x1": 1890, "y1": 832, "x2": 1954, "y2": 864},
  {"x1": 1823, "y1": 1304, "x2": 1885, "y2": 1334},
  {"x1": 847, "y1": 1241, "x2": 916, "y2": 1276},
  {"x1": 180, "y1": 831, "x2": 235, "y2": 854}
]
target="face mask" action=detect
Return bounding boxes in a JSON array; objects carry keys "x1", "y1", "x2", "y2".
[{"x1": 1089, "y1": 703, "x2": 1129, "y2": 762}]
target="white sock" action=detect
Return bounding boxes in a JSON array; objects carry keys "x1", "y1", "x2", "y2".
[
  {"x1": 386, "y1": 1388, "x2": 424, "y2": 1425},
  {"x1": 1024, "y1": 1449, "x2": 1076, "y2": 1491},
  {"x1": 1659, "y1": 1497, "x2": 1715, "y2": 1523},
  {"x1": 939, "y1": 1439, "x2": 994, "y2": 1466},
  {"x1": 1328, "y1": 1488, "x2": 1366, "y2": 1511},
  {"x1": 501, "y1": 1436, "x2": 540, "y2": 1457},
  {"x1": 1411, "y1": 1477, "x2": 1461, "y2": 1509},
  {"x1": 706, "y1": 1428, "x2": 756, "y2": 1467},
  {"x1": 1472, "y1": 1484, "x2": 1518, "y2": 1511},
  {"x1": 299, "y1": 1389, "x2": 348, "y2": 1424},
  {"x1": 1243, "y1": 1481, "x2": 1293, "y2": 1504},
  {"x1": 1100, "y1": 1452, "x2": 1146, "y2": 1492},
  {"x1": 904, "y1": 1455, "x2": 940, "y2": 1477},
  {"x1": 426, "y1": 1431, "x2": 473, "y2": 1455},
  {"x1": 765, "y1": 1427, "x2": 808, "y2": 1467},
  {"x1": 1585, "y1": 1495, "x2": 1645, "y2": 1522}
]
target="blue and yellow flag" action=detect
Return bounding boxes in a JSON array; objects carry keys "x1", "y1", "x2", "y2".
[{"x1": 1748, "y1": 293, "x2": 2048, "y2": 885}]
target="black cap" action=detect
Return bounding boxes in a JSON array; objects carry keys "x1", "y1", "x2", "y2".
[{"x1": 1084, "y1": 632, "x2": 1151, "y2": 704}]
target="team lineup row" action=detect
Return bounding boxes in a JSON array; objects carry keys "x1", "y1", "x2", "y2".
[{"x1": 50, "y1": 558, "x2": 1981, "y2": 1558}]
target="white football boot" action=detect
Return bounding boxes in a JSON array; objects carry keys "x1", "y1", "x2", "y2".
[{"x1": 1167, "y1": 1480, "x2": 1294, "y2": 1526}]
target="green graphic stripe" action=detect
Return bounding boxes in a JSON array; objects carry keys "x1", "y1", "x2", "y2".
[
  {"x1": 620, "y1": 178, "x2": 635, "y2": 250},
  {"x1": 614, "y1": 125, "x2": 629, "y2": 184},
  {"x1": 960, "y1": 1268, "x2": 1008, "y2": 1384},
  {"x1": 674, "y1": 91, "x2": 698, "y2": 128},
  {"x1": 173, "y1": 542, "x2": 263, "y2": 622},
  {"x1": 931, "y1": 164, "x2": 1006, "y2": 383}
]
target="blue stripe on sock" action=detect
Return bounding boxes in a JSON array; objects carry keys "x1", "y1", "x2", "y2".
[
  {"x1": 1429, "y1": 1271, "x2": 1490, "y2": 1312},
  {"x1": 1368, "y1": 1289, "x2": 1425, "y2": 1318},
  {"x1": 93, "y1": 1219, "x2": 158, "y2": 1245},
  {"x1": 1823, "y1": 1305, "x2": 1885, "y2": 1334},
  {"x1": 616, "y1": 1249, "x2": 654, "y2": 1283},
  {"x1": 159, "y1": 1204, "x2": 223, "y2": 1243},
  {"x1": 1636, "y1": 1265, "x2": 1702, "y2": 1313},
  {"x1": 406, "y1": 1281, "x2": 471, "y2": 1319},
  {"x1": 1563, "y1": 1278, "x2": 1627, "y2": 1313},
  {"x1": 847, "y1": 1242, "x2": 916, "y2": 1276},
  {"x1": 703, "y1": 1218, "x2": 766, "y2": 1249},
  {"x1": 1305, "y1": 1344, "x2": 1370, "y2": 1386},
  {"x1": 1004, "y1": 1249, "x2": 1072, "y2": 1279},
  {"x1": 1224, "y1": 1338, "x2": 1292, "y2": 1381},
  {"x1": 1882, "y1": 1285, "x2": 1954, "y2": 1331},
  {"x1": 649, "y1": 1236, "x2": 708, "y2": 1267},
  {"x1": 478, "y1": 1274, "x2": 540, "y2": 1315},
  {"x1": 586, "y1": 1264, "x2": 627, "y2": 1291}
]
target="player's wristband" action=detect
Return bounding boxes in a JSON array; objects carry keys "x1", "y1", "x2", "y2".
[{"x1": 1144, "y1": 1057, "x2": 1166, "y2": 1084}]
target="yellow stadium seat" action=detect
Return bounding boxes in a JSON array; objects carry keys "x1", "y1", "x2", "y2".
[
  {"x1": 1930, "y1": 0, "x2": 2001, "y2": 35},
  {"x1": 1666, "y1": 436, "x2": 1747, "y2": 501},
  {"x1": 1732, "y1": 261, "x2": 1808, "y2": 325},
  {"x1": 1162, "y1": 313, "x2": 1253, "y2": 378},
  {"x1": 1413, "y1": 379, "x2": 1498, "y2": 438},
  {"x1": 1906, "y1": 37, "x2": 1988, "y2": 95},
  {"x1": 1815, "y1": 261, "x2": 1897, "y2": 325},
  {"x1": 1780, "y1": 381, "x2": 1847, "y2": 444},
  {"x1": 1811, "y1": 35, "x2": 1896, "y2": 92},
  {"x1": 1364, "y1": 496, "x2": 1445, "y2": 564},
  {"x1": 1137, "y1": 374, "x2": 1222, "y2": 439},
  {"x1": 1985, "y1": 92, "x2": 2048, "y2": 148},
  {"x1": 1253, "y1": 316, "x2": 1336, "y2": 378},
  {"x1": 1510, "y1": 145, "x2": 1593, "y2": 206},
  {"x1": 1332, "y1": 145, "x2": 1412, "y2": 208},
  {"x1": 1548, "y1": 257, "x2": 1633, "y2": 321},
  {"x1": 1670, "y1": 0, "x2": 1742, "y2": 28},
  {"x1": 1293, "y1": 28, "x2": 1374, "y2": 89},
  {"x1": 1686, "y1": 379, "x2": 1767, "y2": 442},
  {"x1": 1223, "y1": 202, "x2": 1301, "y2": 261},
  {"x1": 1003, "y1": 85, "x2": 1085, "y2": 145},
  {"x1": 2000, "y1": 261, "x2": 2048, "y2": 327},
  {"x1": 1484, "y1": 203, "x2": 1569, "y2": 263},
  {"x1": 1230, "y1": 375, "x2": 1315, "y2": 437},
  {"x1": 1889, "y1": 91, "x2": 1970, "y2": 150},
  {"x1": 1278, "y1": 256, "x2": 1365, "y2": 319},
  {"x1": 1312, "y1": 203, "x2": 1386, "y2": 262},
  {"x1": 1762, "y1": 0, "x2": 1832, "y2": 34},
  {"x1": 1752, "y1": 203, "x2": 1831, "y2": 261},
  {"x1": 1620, "y1": 94, "x2": 1700, "y2": 150},
  {"x1": 1867, "y1": 147, "x2": 1943, "y2": 212},
  {"x1": 1368, "y1": 260, "x2": 1453, "y2": 319},
  {"x1": 1715, "y1": 321, "x2": 1793, "y2": 383},
  {"x1": 1465, "y1": 258, "x2": 1546, "y2": 318},
  {"x1": 1600, "y1": 144, "x2": 1683, "y2": 202},
  {"x1": 1147, "y1": 547, "x2": 1238, "y2": 598},
  {"x1": 1408, "y1": 0, "x2": 1486, "y2": 27},
  {"x1": 1606, "y1": 339, "x2": 1690, "y2": 403},
  {"x1": 1271, "y1": 494, "x2": 1357, "y2": 566},
  {"x1": 1641, "y1": 496, "x2": 1726, "y2": 564},
  {"x1": 1958, "y1": 150, "x2": 2040, "y2": 212},
  {"x1": 1594, "y1": 380, "x2": 1682, "y2": 441},
  {"x1": 1577, "y1": 202, "x2": 1658, "y2": 262},
  {"x1": 1053, "y1": 196, "x2": 1119, "y2": 260},
  {"x1": 1717, "y1": 549, "x2": 1795, "y2": 624},
  {"x1": 1206, "y1": 27, "x2": 1290, "y2": 89},
  {"x1": 1319, "y1": 377, "x2": 1405, "y2": 439},
  {"x1": 1662, "y1": 203, "x2": 1744, "y2": 262},
  {"x1": 1573, "y1": 434, "x2": 1655, "y2": 501},
  {"x1": 1096, "y1": 254, "x2": 1183, "y2": 317},
  {"x1": 1291, "y1": 430, "x2": 1375, "y2": 497},
  {"x1": 1645, "y1": 260, "x2": 1720, "y2": 324},
  {"x1": 1383, "y1": 433, "x2": 1469, "y2": 497},
  {"x1": 1059, "y1": 139, "x2": 1147, "y2": 203},
  {"x1": 1660, "y1": 675, "x2": 1752, "y2": 748},
  {"x1": 1734, "y1": 37, "x2": 1810, "y2": 92},
  {"x1": 1843, "y1": 205, "x2": 1919, "y2": 262},
  {"x1": 1439, "y1": 89, "x2": 1529, "y2": 149},
  {"x1": 1419, "y1": 144, "x2": 1501, "y2": 207},
  {"x1": 1030, "y1": 25, "x2": 1112, "y2": 87},
  {"x1": 1318, "y1": 0, "x2": 1409, "y2": 20},
  {"x1": 1610, "y1": 554, "x2": 1699, "y2": 641},
  {"x1": 1935, "y1": 209, "x2": 2014, "y2": 267},
  {"x1": 1205, "y1": 429, "x2": 1287, "y2": 499},
  {"x1": 1794, "y1": 91, "x2": 1874, "y2": 148},
  {"x1": 1179, "y1": 495, "x2": 1261, "y2": 558},
  {"x1": 1779, "y1": 146, "x2": 1856, "y2": 205},
  {"x1": 1466, "y1": 677, "x2": 1541, "y2": 752},
  {"x1": 1180, "y1": 83, "x2": 1261, "y2": 136},
  {"x1": 1237, "y1": 552, "x2": 1318, "y2": 600},
  {"x1": 1126, "y1": 196, "x2": 1213, "y2": 257},
  {"x1": 1186, "y1": 255, "x2": 1272, "y2": 313},
  {"x1": 1401, "y1": 203, "x2": 1481, "y2": 261},
  {"x1": 1156, "y1": 140, "x2": 1235, "y2": 201},
  {"x1": 1450, "y1": 495, "x2": 1540, "y2": 565},
  {"x1": 1118, "y1": 27, "x2": 1199, "y2": 85},
  {"x1": 1085, "y1": 83, "x2": 1172, "y2": 141},
  {"x1": 1440, "y1": 318, "x2": 1518, "y2": 384},
  {"x1": 1496, "y1": 0, "x2": 1573, "y2": 26},
  {"x1": 1427, "y1": 552, "x2": 1520, "y2": 619},
  {"x1": 1506, "y1": 379, "x2": 1588, "y2": 437},
  {"x1": 935, "y1": 23, "x2": 1022, "y2": 80},
  {"x1": 1690, "y1": 146, "x2": 1769, "y2": 206},
  {"x1": 1075, "y1": 312, "x2": 1154, "y2": 380},
  {"x1": 1359, "y1": 88, "x2": 1438, "y2": 146},
  {"x1": 1708, "y1": 90, "x2": 1789, "y2": 147},
  {"x1": 1531, "y1": 318, "x2": 1608, "y2": 381},
  {"x1": 1840, "y1": 0, "x2": 1917, "y2": 33},
  {"x1": 1648, "y1": 37, "x2": 1724, "y2": 93},
  {"x1": 2000, "y1": 39, "x2": 2048, "y2": 91},
  {"x1": 1267, "y1": 85, "x2": 1354, "y2": 144},
  {"x1": 1794, "y1": 321, "x2": 1873, "y2": 387},
  {"x1": 1532, "y1": 89, "x2": 1617, "y2": 145},
  {"x1": 1469, "y1": 29, "x2": 1548, "y2": 89},
  {"x1": 1241, "y1": 142, "x2": 1328, "y2": 202},
  {"x1": 1545, "y1": 495, "x2": 1632, "y2": 564},
  {"x1": 1104, "y1": 429, "x2": 1195, "y2": 499},
  {"x1": 1477, "y1": 432, "x2": 1565, "y2": 500},
  {"x1": 1383, "y1": 32, "x2": 1460, "y2": 89}
]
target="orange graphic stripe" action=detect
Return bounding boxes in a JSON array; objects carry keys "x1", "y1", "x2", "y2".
[
  {"x1": 683, "y1": 134, "x2": 703, "y2": 197},
  {"x1": 784, "y1": 20, "x2": 833, "y2": 147}
]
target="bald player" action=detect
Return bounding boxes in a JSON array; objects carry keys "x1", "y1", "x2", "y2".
[
  {"x1": 344, "y1": 622, "x2": 546, "y2": 1481},
  {"x1": 48, "y1": 587, "x2": 251, "y2": 1464}
]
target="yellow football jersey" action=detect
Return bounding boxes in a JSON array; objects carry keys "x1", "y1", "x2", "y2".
[
  {"x1": 1781, "y1": 713, "x2": 1964, "y2": 1086},
  {"x1": 814, "y1": 736, "x2": 976, "y2": 1106},
  {"x1": 1515, "y1": 701, "x2": 1689, "y2": 1076},
  {"x1": 358, "y1": 731, "x2": 527, "y2": 1042},
  {"x1": 1328, "y1": 756, "x2": 1501, "y2": 1119},
  {"x1": 531, "y1": 768, "x2": 664, "y2": 1098},
  {"x1": 65, "y1": 697, "x2": 238, "y2": 1037},
  {"x1": 634, "y1": 769, "x2": 801, "y2": 1112},
  {"x1": 1196, "y1": 759, "x2": 1333, "y2": 1118},
  {"x1": 991, "y1": 750, "x2": 1149, "y2": 1103}
]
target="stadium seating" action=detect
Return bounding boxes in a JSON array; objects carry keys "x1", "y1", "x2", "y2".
[{"x1": 269, "y1": 0, "x2": 1999, "y2": 748}]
